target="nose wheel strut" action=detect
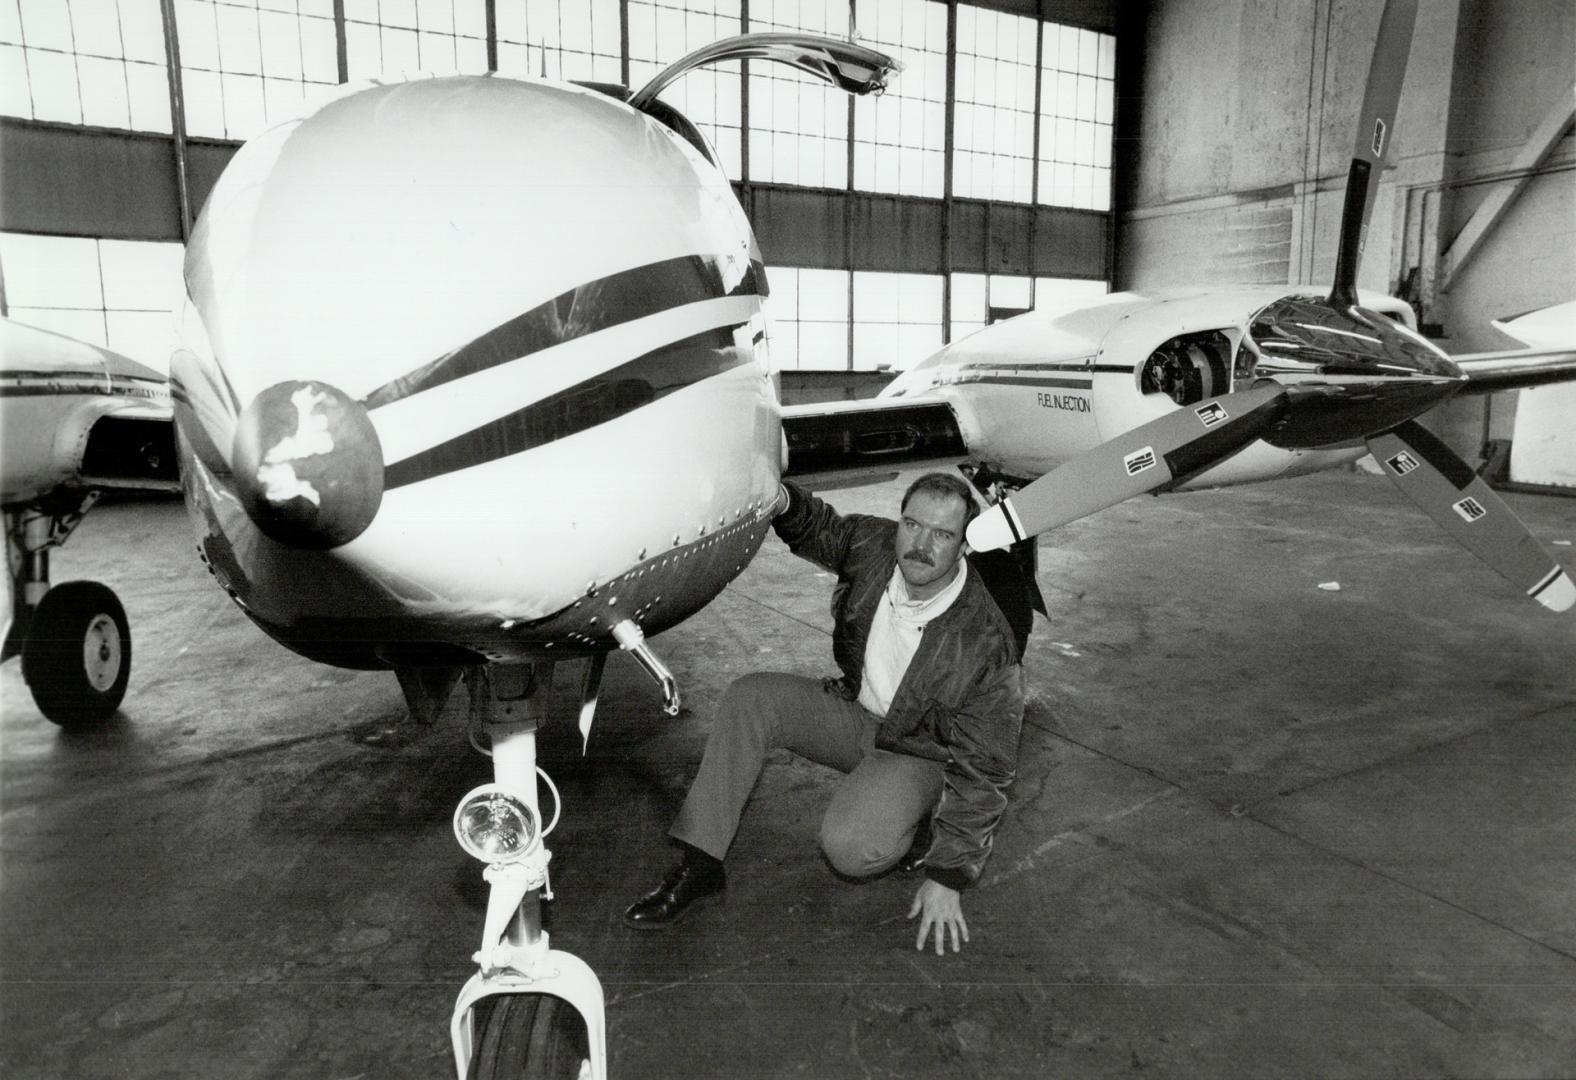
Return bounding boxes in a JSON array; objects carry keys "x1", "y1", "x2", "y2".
[{"x1": 449, "y1": 663, "x2": 607, "y2": 1080}]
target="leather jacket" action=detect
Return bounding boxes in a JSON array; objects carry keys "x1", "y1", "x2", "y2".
[{"x1": 773, "y1": 482, "x2": 1025, "y2": 890}]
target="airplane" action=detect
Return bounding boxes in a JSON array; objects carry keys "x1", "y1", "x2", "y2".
[
  {"x1": 164, "y1": 31, "x2": 905, "y2": 1080},
  {"x1": 4, "y1": 4, "x2": 1574, "y2": 1079},
  {"x1": 784, "y1": 0, "x2": 1576, "y2": 616},
  {"x1": 1, "y1": 318, "x2": 178, "y2": 723}
]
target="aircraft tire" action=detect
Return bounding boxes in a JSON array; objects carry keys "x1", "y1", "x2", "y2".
[
  {"x1": 21, "y1": 580, "x2": 131, "y2": 727},
  {"x1": 467, "y1": 993, "x2": 589, "y2": 1080}
]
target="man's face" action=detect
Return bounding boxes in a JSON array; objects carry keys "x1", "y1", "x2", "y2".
[{"x1": 895, "y1": 490, "x2": 969, "y2": 592}]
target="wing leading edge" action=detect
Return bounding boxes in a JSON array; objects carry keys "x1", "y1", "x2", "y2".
[
  {"x1": 1452, "y1": 300, "x2": 1576, "y2": 395},
  {"x1": 1451, "y1": 348, "x2": 1576, "y2": 395}
]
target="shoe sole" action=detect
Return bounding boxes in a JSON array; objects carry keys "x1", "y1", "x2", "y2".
[{"x1": 623, "y1": 889, "x2": 724, "y2": 932}]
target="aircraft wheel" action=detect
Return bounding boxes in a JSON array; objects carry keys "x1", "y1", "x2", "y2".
[
  {"x1": 21, "y1": 581, "x2": 131, "y2": 727},
  {"x1": 468, "y1": 993, "x2": 590, "y2": 1080}
]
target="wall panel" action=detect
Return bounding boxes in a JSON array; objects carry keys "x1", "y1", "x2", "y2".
[
  {"x1": 0, "y1": 120, "x2": 182, "y2": 240},
  {"x1": 849, "y1": 195, "x2": 946, "y2": 274}
]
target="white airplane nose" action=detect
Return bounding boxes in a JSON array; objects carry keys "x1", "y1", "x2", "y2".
[{"x1": 232, "y1": 380, "x2": 384, "y2": 549}]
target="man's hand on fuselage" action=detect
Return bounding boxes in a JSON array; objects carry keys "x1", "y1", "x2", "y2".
[{"x1": 909, "y1": 878, "x2": 969, "y2": 955}]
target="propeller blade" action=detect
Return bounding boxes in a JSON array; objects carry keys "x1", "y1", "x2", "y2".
[
  {"x1": 1329, "y1": 0, "x2": 1419, "y2": 309},
  {"x1": 967, "y1": 384, "x2": 1289, "y2": 551},
  {"x1": 1367, "y1": 421, "x2": 1575, "y2": 612}
]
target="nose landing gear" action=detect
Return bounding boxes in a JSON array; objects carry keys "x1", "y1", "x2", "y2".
[{"x1": 450, "y1": 663, "x2": 607, "y2": 1080}]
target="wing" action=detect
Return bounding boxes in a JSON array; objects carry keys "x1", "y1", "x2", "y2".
[
  {"x1": 1, "y1": 318, "x2": 178, "y2": 501},
  {"x1": 1452, "y1": 348, "x2": 1576, "y2": 395},
  {"x1": 780, "y1": 394, "x2": 967, "y2": 479},
  {"x1": 1452, "y1": 300, "x2": 1576, "y2": 395}
]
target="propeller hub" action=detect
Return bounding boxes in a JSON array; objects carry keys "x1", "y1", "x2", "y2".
[
  {"x1": 1243, "y1": 298, "x2": 1466, "y2": 447},
  {"x1": 232, "y1": 380, "x2": 384, "y2": 549}
]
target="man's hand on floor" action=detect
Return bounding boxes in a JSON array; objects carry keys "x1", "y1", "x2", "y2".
[{"x1": 909, "y1": 878, "x2": 969, "y2": 955}]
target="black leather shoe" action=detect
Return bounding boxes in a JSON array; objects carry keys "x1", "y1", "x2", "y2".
[
  {"x1": 898, "y1": 820, "x2": 932, "y2": 873},
  {"x1": 623, "y1": 860, "x2": 725, "y2": 930}
]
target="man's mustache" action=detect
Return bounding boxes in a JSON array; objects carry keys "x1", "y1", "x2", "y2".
[{"x1": 904, "y1": 553, "x2": 934, "y2": 566}]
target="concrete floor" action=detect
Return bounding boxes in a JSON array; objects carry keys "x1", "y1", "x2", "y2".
[{"x1": 3, "y1": 468, "x2": 1575, "y2": 1079}]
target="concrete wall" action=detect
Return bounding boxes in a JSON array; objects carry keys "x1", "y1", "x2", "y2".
[
  {"x1": 1116, "y1": 0, "x2": 1575, "y2": 461},
  {"x1": 1121, "y1": 0, "x2": 1462, "y2": 292},
  {"x1": 1433, "y1": 0, "x2": 1575, "y2": 349}
]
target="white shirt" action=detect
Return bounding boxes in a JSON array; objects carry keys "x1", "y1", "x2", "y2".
[{"x1": 857, "y1": 558, "x2": 969, "y2": 718}]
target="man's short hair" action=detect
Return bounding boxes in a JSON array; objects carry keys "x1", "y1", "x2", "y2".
[{"x1": 900, "y1": 472, "x2": 980, "y2": 528}]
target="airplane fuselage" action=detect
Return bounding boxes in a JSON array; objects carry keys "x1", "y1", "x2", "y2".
[
  {"x1": 881, "y1": 286, "x2": 1436, "y2": 488},
  {"x1": 171, "y1": 74, "x2": 781, "y2": 669}
]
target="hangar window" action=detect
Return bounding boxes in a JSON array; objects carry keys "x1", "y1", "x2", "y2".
[
  {"x1": 852, "y1": 270, "x2": 942, "y2": 372},
  {"x1": 952, "y1": 3, "x2": 1037, "y2": 204},
  {"x1": 628, "y1": 0, "x2": 742, "y2": 179},
  {"x1": 0, "y1": 0, "x2": 171, "y2": 132},
  {"x1": 1036, "y1": 21, "x2": 1113, "y2": 211},
  {"x1": 0, "y1": 232, "x2": 185, "y2": 373},
  {"x1": 763, "y1": 266, "x2": 849, "y2": 371},
  {"x1": 495, "y1": 0, "x2": 621, "y2": 84},
  {"x1": 851, "y1": 0, "x2": 945, "y2": 198},
  {"x1": 175, "y1": 0, "x2": 341, "y2": 140},
  {"x1": 343, "y1": 0, "x2": 488, "y2": 80},
  {"x1": 950, "y1": 273, "x2": 1030, "y2": 341},
  {"x1": 949, "y1": 275, "x2": 1104, "y2": 341},
  {"x1": 1034, "y1": 276, "x2": 1108, "y2": 314},
  {"x1": 746, "y1": 0, "x2": 848, "y2": 190}
]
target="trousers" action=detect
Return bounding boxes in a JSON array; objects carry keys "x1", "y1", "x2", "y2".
[{"x1": 669, "y1": 671, "x2": 945, "y2": 877}]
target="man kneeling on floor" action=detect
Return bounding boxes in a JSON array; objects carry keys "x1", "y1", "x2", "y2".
[{"x1": 624, "y1": 473, "x2": 1025, "y2": 955}]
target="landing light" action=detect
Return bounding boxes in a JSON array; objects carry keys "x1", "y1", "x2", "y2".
[{"x1": 452, "y1": 783, "x2": 539, "y2": 863}]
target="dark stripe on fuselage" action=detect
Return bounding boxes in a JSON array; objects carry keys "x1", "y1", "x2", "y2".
[
  {"x1": 957, "y1": 360, "x2": 1130, "y2": 374},
  {"x1": 363, "y1": 255, "x2": 766, "y2": 410},
  {"x1": 0, "y1": 378, "x2": 164, "y2": 395},
  {"x1": 1, "y1": 372, "x2": 169, "y2": 400},
  {"x1": 3, "y1": 368, "x2": 168, "y2": 385},
  {"x1": 382, "y1": 323, "x2": 751, "y2": 490},
  {"x1": 958, "y1": 374, "x2": 1094, "y2": 390}
]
